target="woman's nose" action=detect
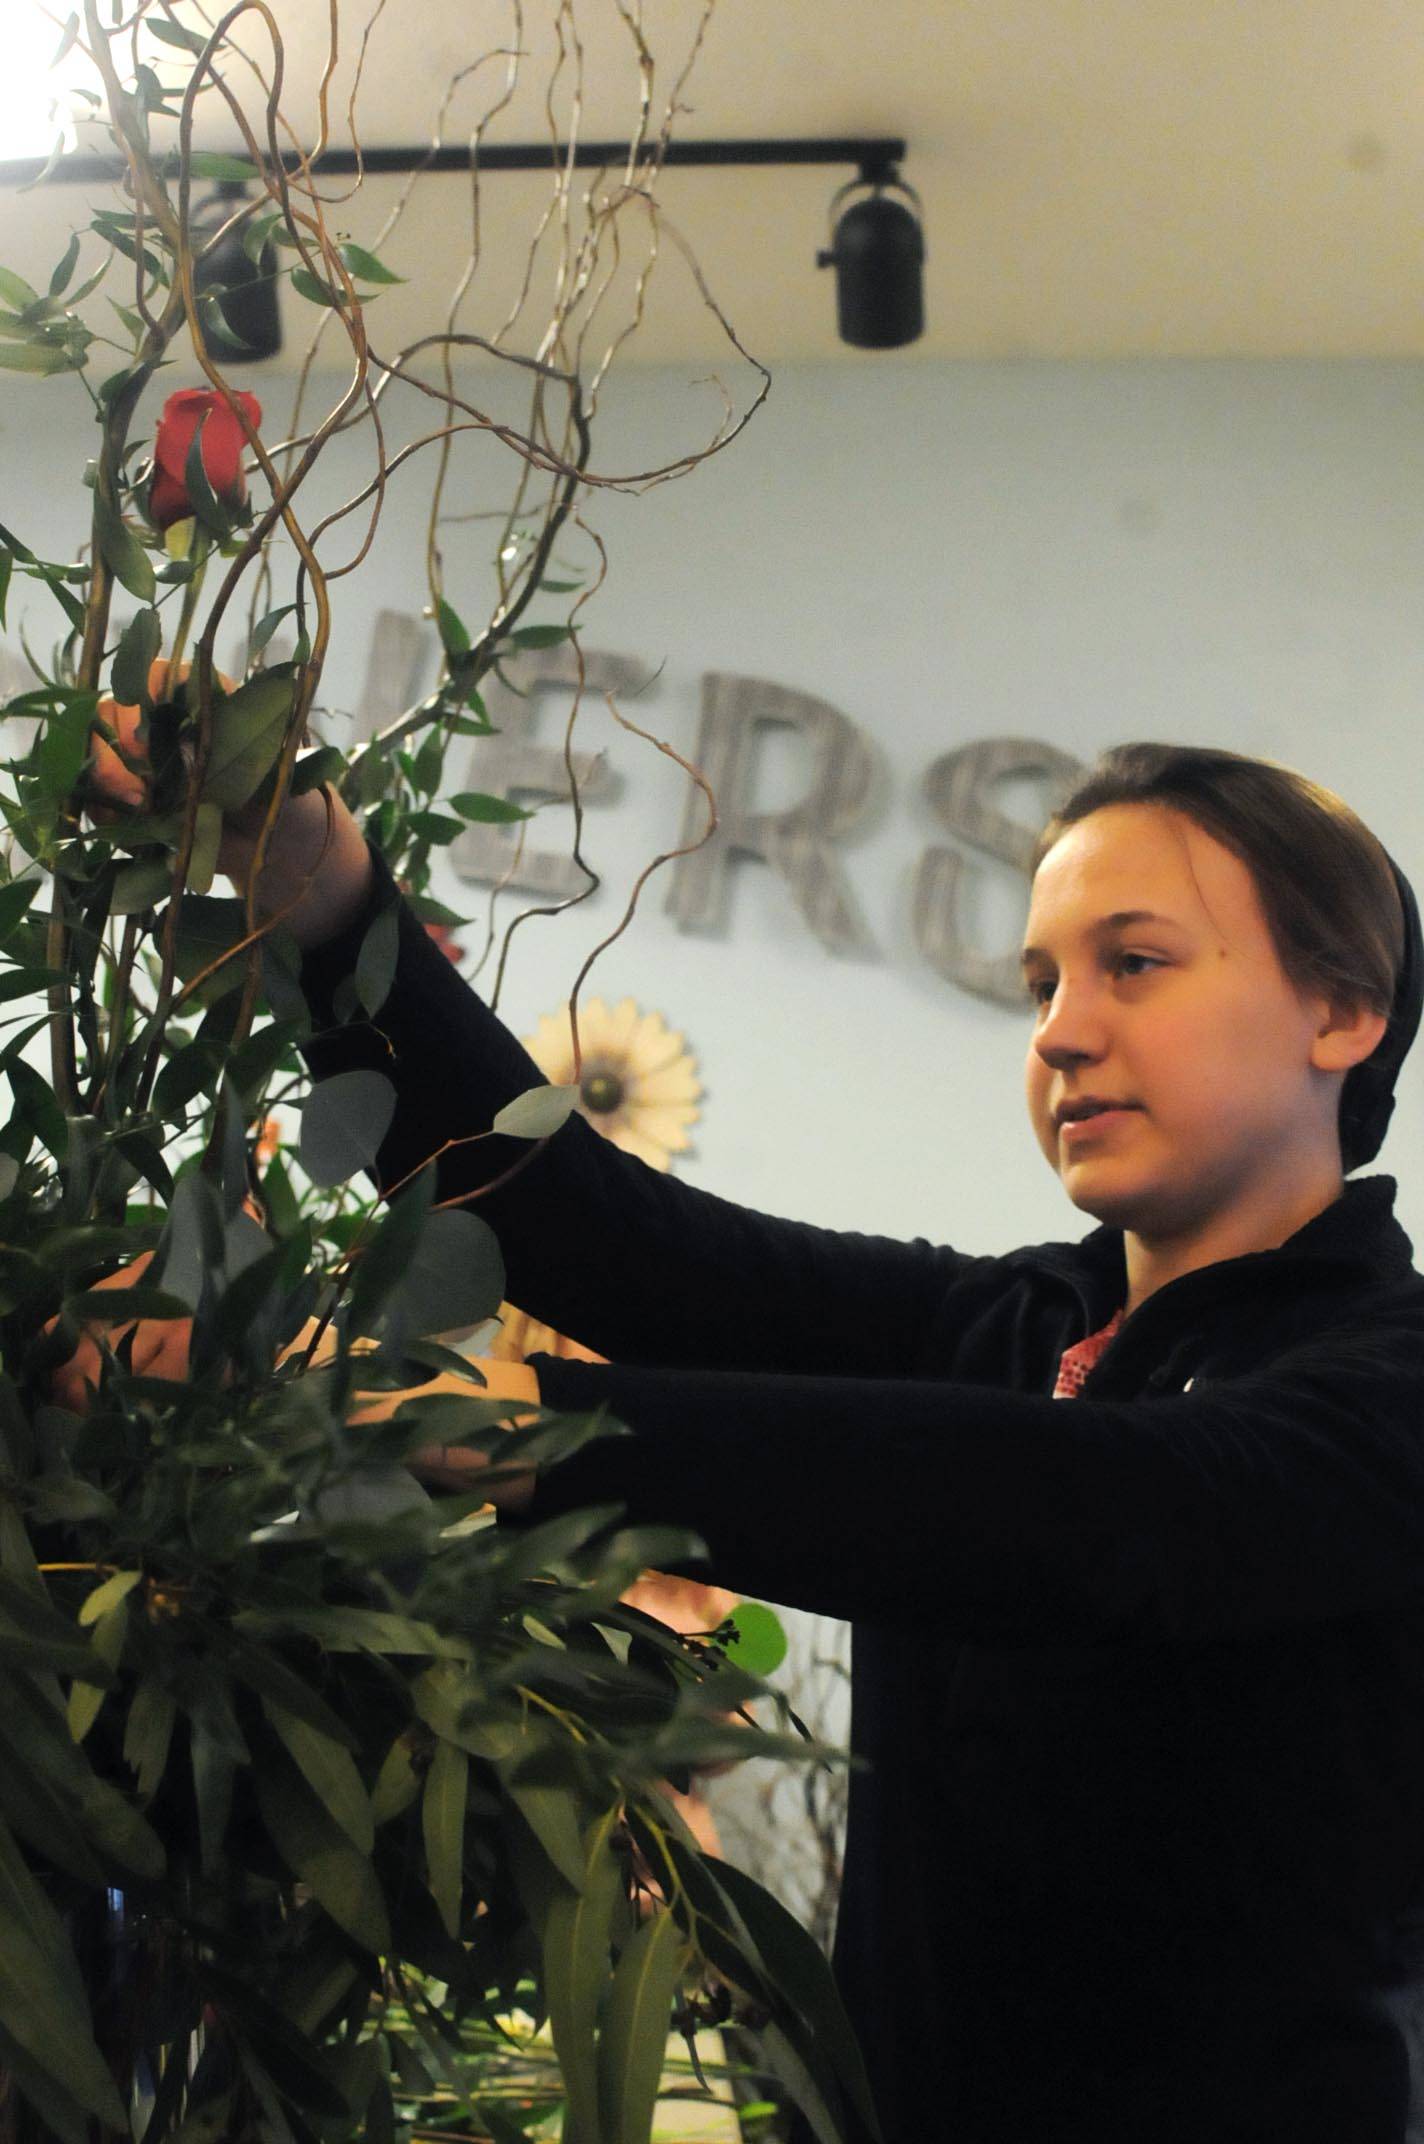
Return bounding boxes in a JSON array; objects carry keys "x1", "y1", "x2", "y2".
[{"x1": 1033, "y1": 982, "x2": 1108, "y2": 1069}]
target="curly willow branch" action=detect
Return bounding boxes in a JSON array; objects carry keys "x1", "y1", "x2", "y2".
[{"x1": 53, "y1": 0, "x2": 763, "y2": 1290}]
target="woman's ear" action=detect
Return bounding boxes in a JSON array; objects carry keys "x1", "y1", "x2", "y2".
[{"x1": 1310, "y1": 995, "x2": 1389, "y2": 1076}]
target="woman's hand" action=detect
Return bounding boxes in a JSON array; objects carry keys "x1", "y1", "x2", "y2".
[
  {"x1": 87, "y1": 660, "x2": 374, "y2": 951},
  {"x1": 346, "y1": 1356, "x2": 540, "y2": 1513},
  {"x1": 50, "y1": 1269, "x2": 540, "y2": 1512},
  {"x1": 48, "y1": 1252, "x2": 191, "y2": 1411}
]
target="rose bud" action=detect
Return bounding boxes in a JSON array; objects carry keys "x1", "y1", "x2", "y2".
[{"x1": 147, "y1": 387, "x2": 262, "y2": 531}]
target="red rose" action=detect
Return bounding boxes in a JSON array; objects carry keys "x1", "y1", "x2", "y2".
[{"x1": 148, "y1": 387, "x2": 262, "y2": 530}]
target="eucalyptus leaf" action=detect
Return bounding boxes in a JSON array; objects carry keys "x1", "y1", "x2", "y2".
[
  {"x1": 250, "y1": 601, "x2": 295, "y2": 657},
  {"x1": 109, "y1": 854, "x2": 171, "y2": 914},
  {"x1": 701, "y1": 1851, "x2": 882, "y2": 2142},
  {"x1": 449, "y1": 792, "x2": 534, "y2": 824},
  {"x1": 77, "y1": 1568, "x2": 141, "y2": 1626},
  {"x1": 436, "y1": 599, "x2": 470, "y2": 657},
  {"x1": 0, "y1": 269, "x2": 39, "y2": 312},
  {"x1": 47, "y1": 233, "x2": 81, "y2": 300},
  {"x1": 299, "y1": 1069, "x2": 396, "y2": 1187},
  {"x1": 542, "y1": 1803, "x2": 623, "y2": 2141},
  {"x1": 66, "y1": 1595, "x2": 127, "y2": 1744},
  {"x1": 0, "y1": 342, "x2": 80, "y2": 377},
  {"x1": 35, "y1": 693, "x2": 98, "y2": 802},
  {"x1": 290, "y1": 266, "x2": 336, "y2": 308},
  {"x1": 148, "y1": 16, "x2": 208, "y2": 52},
  {"x1": 380, "y1": 1207, "x2": 506, "y2": 1349},
  {"x1": 186, "y1": 152, "x2": 261, "y2": 182},
  {"x1": 182, "y1": 412, "x2": 231, "y2": 536},
  {"x1": 492, "y1": 1083, "x2": 579, "y2": 1140},
  {"x1": 0, "y1": 1668, "x2": 163, "y2": 1880},
  {"x1": 187, "y1": 798, "x2": 224, "y2": 895},
  {"x1": 8, "y1": 1060, "x2": 68, "y2": 1162},
  {"x1": 223, "y1": 1639, "x2": 360, "y2": 1752},
  {"x1": 0, "y1": 880, "x2": 38, "y2": 944},
  {"x1": 0, "y1": 970, "x2": 63, "y2": 1007},
  {"x1": 239, "y1": 1606, "x2": 467, "y2": 1660},
  {"x1": 0, "y1": 1741, "x2": 103, "y2": 1888},
  {"x1": 422, "y1": 1737, "x2": 467, "y2": 1938},
  {"x1": 371, "y1": 1736, "x2": 421, "y2": 1825},
  {"x1": 290, "y1": 744, "x2": 345, "y2": 796},
  {"x1": 242, "y1": 212, "x2": 283, "y2": 269},
  {"x1": 111, "y1": 604, "x2": 161, "y2": 705},
  {"x1": 336, "y1": 242, "x2": 404, "y2": 286},
  {"x1": 92, "y1": 490, "x2": 155, "y2": 600},
  {"x1": 500, "y1": 1767, "x2": 587, "y2": 1891},
  {"x1": 0, "y1": 1810, "x2": 125, "y2": 2128},
  {"x1": 255, "y1": 1752, "x2": 391, "y2": 1955},
  {"x1": 0, "y1": 2018, "x2": 91, "y2": 2144},
  {"x1": 596, "y1": 1908, "x2": 684, "y2": 2144},
  {"x1": 123, "y1": 1678, "x2": 176, "y2": 1801},
  {"x1": 354, "y1": 903, "x2": 399, "y2": 1018},
  {"x1": 154, "y1": 1037, "x2": 222, "y2": 1115},
  {"x1": 148, "y1": 1167, "x2": 225, "y2": 1311},
  {"x1": 201, "y1": 674, "x2": 294, "y2": 810},
  {"x1": 261, "y1": 1700, "x2": 375, "y2": 1854},
  {"x1": 312, "y1": 1466, "x2": 430, "y2": 1536}
]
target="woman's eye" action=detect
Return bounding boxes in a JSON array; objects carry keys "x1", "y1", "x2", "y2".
[
  {"x1": 1114, "y1": 952, "x2": 1162, "y2": 980},
  {"x1": 1026, "y1": 976, "x2": 1056, "y2": 1008}
]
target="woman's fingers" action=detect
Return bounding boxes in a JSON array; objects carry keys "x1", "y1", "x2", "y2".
[
  {"x1": 407, "y1": 1442, "x2": 492, "y2": 1491},
  {"x1": 131, "y1": 1319, "x2": 192, "y2": 1382},
  {"x1": 50, "y1": 1337, "x2": 107, "y2": 1414}
]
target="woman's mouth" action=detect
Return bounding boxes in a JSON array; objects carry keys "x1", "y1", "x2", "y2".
[{"x1": 1058, "y1": 1103, "x2": 1142, "y2": 1144}]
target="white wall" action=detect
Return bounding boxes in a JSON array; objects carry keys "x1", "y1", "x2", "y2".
[{"x1": 5, "y1": 357, "x2": 1424, "y2": 1257}]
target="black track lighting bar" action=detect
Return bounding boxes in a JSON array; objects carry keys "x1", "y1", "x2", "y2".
[{"x1": 0, "y1": 135, "x2": 908, "y2": 190}]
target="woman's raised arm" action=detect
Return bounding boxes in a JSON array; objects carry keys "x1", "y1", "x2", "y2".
[{"x1": 291, "y1": 808, "x2": 981, "y2": 1380}]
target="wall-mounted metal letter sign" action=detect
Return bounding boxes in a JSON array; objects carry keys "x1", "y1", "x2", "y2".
[
  {"x1": 665, "y1": 672, "x2": 879, "y2": 956},
  {"x1": 913, "y1": 737, "x2": 1083, "y2": 1007},
  {"x1": 353, "y1": 609, "x2": 430, "y2": 745},
  {"x1": 348, "y1": 615, "x2": 1084, "y2": 1006}
]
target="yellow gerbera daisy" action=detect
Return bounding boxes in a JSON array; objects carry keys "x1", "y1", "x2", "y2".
[{"x1": 520, "y1": 995, "x2": 702, "y2": 1172}]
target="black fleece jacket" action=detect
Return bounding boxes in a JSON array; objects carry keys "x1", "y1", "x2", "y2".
[{"x1": 302, "y1": 860, "x2": 1424, "y2": 2144}]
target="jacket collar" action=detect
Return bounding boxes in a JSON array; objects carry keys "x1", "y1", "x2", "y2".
[{"x1": 1009, "y1": 1174, "x2": 1417, "y2": 1335}]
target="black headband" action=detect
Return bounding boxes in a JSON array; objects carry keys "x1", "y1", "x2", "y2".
[{"x1": 1339, "y1": 853, "x2": 1424, "y2": 1170}]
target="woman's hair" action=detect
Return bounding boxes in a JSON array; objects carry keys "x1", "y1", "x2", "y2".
[
  {"x1": 1035, "y1": 744, "x2": 1406, "y2": 1167},
  {"x1": 1036, "y1": 743, "x2": 1403, "y2": 1015}
]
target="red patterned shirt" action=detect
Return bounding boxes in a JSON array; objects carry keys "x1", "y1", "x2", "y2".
[{"x1": 1052, "y1": 1308, "x2": 1124, "y2": 1398}]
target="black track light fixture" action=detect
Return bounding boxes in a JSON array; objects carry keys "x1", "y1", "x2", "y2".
[
  {"x1": 0, "y1": 134, "x2": 923, "y2": 357},
  {"x1": 817, "y1": 156, "x2": 925, "y2": 350}
]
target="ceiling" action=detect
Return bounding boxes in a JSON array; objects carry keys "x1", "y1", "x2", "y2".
[{"x1": 1, "y1": 0, "x2": 1422, "y2": 367}]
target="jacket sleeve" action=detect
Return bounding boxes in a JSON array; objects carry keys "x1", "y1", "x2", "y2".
[
  {"x1": 523, "y1": 1323, "x2": 1424, "y2": 1638},
  {"x1": 298, "y1": 849, "x2": 981, "y2": 1376}
]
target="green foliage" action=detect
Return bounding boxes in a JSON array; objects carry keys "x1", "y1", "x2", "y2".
[
  {"x1": 494, "y1": 1084, "x2": 582, "y2": 1140},
  {"x1": 0, "y1": 16, "x2": 864, "y2": 2144},
  {"x1": 200, "y1": 671, "x2": 295, "y2": 809}
]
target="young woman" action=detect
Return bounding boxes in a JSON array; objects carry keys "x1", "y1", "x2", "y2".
[{"x1": 74, "y1": 741, "x2": 1424, "y2": 2143}]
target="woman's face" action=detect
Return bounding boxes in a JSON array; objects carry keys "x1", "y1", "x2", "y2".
[{"x1": 1022, "y1": 802, "x2": 1359, "y2": 1239}]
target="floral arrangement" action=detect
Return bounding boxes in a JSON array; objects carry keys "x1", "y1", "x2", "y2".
[{"x1": 0, "y1": 6, "x2": 875, "y2": 2143}]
